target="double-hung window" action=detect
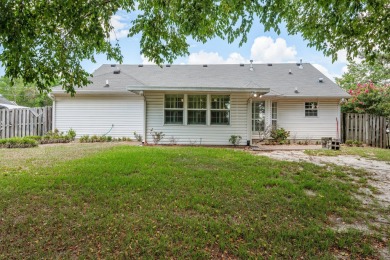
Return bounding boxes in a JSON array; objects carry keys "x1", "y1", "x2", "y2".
[
  {"x1": 164, "y1": 94, "x2": 184, "y2": 124},
  {"x1": 305, "y1": 102, "x2": 318, "y2": 117},
  {"x1": 188, "y1": 95, "x2": 207, "y2": 125},
  {"x1": 271, "y1": 102, "x2": 277, "y2": 129},
  {"x1": 211, "y1": 95, "x2": 230, "y2": 125}
]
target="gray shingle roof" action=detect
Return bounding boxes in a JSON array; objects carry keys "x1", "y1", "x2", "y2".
[
  {"x1": 52, "y1": 63, "x2": 349, "y2": 98},
  {"x1": 0, "y1": 94, "x2": 15, "y2": 105}
]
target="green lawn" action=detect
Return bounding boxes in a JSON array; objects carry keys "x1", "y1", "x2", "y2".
[
  {"x1": 0, "y1": 144, "x2": 388, "y2": 258},
  {"x1": 304, "y1": 146, "x2": 390, "y2": 162}
]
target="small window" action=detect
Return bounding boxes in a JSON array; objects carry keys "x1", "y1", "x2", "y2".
[
  {"x1": 165, "y1": 94, "x2": 184, "y2": 124},
  {"x1": 271, "y1": 102, "x2": 277, "y2": 129},
  {"x1": 305, "y1": 102, "x2": 318, "y2": 117},
  {"x1": 188, "y1": 95, "x2": 207, "y2": 125},
  {"x1": 211, "y1": 95, "x2": 230, "y2": 125}
]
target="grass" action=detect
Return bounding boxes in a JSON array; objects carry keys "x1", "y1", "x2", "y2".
[
  {"x1": 0, "y1": 144, "x2": 387, "y2": 258},
  {"x1": 304, "y1": 146, "x2": 390, "y2": 162}
]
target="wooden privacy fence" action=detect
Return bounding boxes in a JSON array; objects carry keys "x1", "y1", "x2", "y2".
[
  {"x1": 342, "y1": 113, "x2": 389, "y2": 149},
  {"x1": 0, "y1": 107, "x2": 52, "y2": 139}
]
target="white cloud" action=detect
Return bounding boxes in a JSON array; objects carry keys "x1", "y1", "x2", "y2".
[
  {"x1": 250, "y1": 37, "x2": 297, "y2": 63},
  {"x1": 141, "y1": 55, "x2": 156, "y2": 65},
  {"x1": 109, "y1": 15, "x2": 129, "y2": 41},
  {"x1": 188, "y1": 51, "x2": 247, "y2": 64},
  {"x1": 341, "y1": 65, "x2": 349, "y2": 74}
]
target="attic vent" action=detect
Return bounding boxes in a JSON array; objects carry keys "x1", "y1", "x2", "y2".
[
  {"x1": 110, "y1": 64, "x2": 116, "y2": 67},
  {"x1": 319, "y1": 78, "x2": 324, "y2": 83},
  {"x1": 166, "y1": 64, "x2": 171, "y2": 67},
  {"x1": 203, "y1": 64, "x2": 208, "y2": 67},
  {"x1": 240, "y1": 64, "x2": 244, "y2": 67},
  {"x1": 113, "y1": 68, "x2": 120, "y2": 74},
  {"x1": 267, "y1": 63, "x2": 272, "y2": 66},
  {"x1": 138, "y1": 64, "x2": 143, "y2": 67}
]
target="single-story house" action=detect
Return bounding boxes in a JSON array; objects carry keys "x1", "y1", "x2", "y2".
[
  {"x1": 0, "y1": 94, "x2": 27, "y2": 109},
  {"x1": 50, "y1": 63, "x2": 349, "y2": 145}
]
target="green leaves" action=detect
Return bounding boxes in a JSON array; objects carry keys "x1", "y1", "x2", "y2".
[{"x1": 0, "y1": 0, "x2": 389, "y2": 94}]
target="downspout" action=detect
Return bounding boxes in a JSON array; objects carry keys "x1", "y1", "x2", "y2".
[{"x1": 48, "y1": 93, "x2": 56, "y2": 131}]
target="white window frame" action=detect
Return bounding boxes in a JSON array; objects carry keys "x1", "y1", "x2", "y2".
[
  {"x1": 164, "y1": 94, "x2": 184, "y2": 125},
  {"x1": 187, "y1": 94, "x2": 207, "y2": 125},
  {"x1": 305, "y1": 102, "x2": 318, "y2": 117},
  {"x1": 163, "y1": 94, "x2": 231, "y2": 126},
  {"x1": 210, "y1": 95, "x2": 231, "y2": 125}
]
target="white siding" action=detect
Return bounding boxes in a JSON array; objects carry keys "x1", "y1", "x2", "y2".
[
  {"x1": 276, "y1": 99, "x2": 341, "y2": 139},
  {"x1": 54, "y1": 94, "x2": 144, "y2": 138},
  {"x1": 145, "y1": 92, "x2": 250, "y2": 145}
]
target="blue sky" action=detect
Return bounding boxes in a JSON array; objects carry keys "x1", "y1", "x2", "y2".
[{"x1": 1, "y1": 10, "x2": 348, "y2": 82}]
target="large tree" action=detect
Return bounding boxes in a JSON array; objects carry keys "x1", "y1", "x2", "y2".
[
  {"x1": 0, "y1": 1, "x2": 389, "y2": 94},
  {"x1": 337, "y1": 59, "x2": 390, "y2": 116},
  {"x1": 0, "y1": 77, "x2": 53, "y2": 107}
]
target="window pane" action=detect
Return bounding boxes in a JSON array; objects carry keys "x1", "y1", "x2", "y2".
[
  {"x1": 211, "y1": 95, "x2": 230, "y2": 109},
  {"x1": 188, "y1": 95, "x2": 207, "y2": 109},
  {"x1": 188, "y1": 110, "x2": 206, "y2": 125},
  {"x1": 253, "y1": 118, "x2": 265, "y2": 131},
  {"x1": 252, "y1": 101, "x2": 265, "y2": 119},
  {"x1": 165, "y1": 94, "x2": 184, "y2": 109},
  {"x1": 211, "y1": 111, "x2": 230, "y2": 125},
  {"x1": 272, "y1": 102, "x2": 277, "y2": 120},
  {"x1": 165, "y1": 110, "x2": 183, "y2": 124},
  {"x1": 305, "y1": 102, "x2": 318, "y2": 117}
]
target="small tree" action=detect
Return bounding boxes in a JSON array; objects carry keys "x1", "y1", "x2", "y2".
[{"x1": 342, "y1": 82, "x2": 390, "y2": 116}]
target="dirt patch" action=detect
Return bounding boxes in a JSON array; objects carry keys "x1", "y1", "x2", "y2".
[
  {"x1": 254, "y1": 150, "x2": 390, "y2": 207},
  {"x1": 254, "y1": 150, "x2": 390, "y2": 259}
]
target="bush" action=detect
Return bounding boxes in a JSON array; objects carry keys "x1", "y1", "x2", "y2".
[
  {"x1": 345, "y1": 140, "x2": 354, "y2": 146},
  {"x1": 67, "y1": 128, "x2": 76, "y2": 141},
  {"x1": 149, "y1": 128, "x2": 165, "y2": 144},
  {"x1": 270, "y1": 128, "x2": 290, "y2": 144},
  {"x1": 39, "y1": 128, "x2": 76, "y2": 144},
  {"x1": 78, "y1": 135, "x2": 131, "y2": 143},
  {"x1": 229, "y1": 135, "x2": 242, "y2": 146},
  {"x1": 0, "y1": 137, "x2": 38, "y2": 148},
  {"x1": 133, "y1": 132, "x2": 143, "y2": 142}
]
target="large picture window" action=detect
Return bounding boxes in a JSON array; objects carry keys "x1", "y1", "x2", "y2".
[
  {"x1": 188, "y1": 95, "x2": 207, "y2": 125},
  {"x1": 164, "y1": 94, "x2": 184, "y2": 124},
  {"x1": 305, "y1": 102, "x2": 318, "y2": 117},
  {"x1": 211, "y1": 95, "x2": 230, "y2": 125}
]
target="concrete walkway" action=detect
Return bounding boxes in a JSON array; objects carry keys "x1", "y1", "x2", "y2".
[{"x1": 251, "y1": 144, "x2": 322, "y2": 151}]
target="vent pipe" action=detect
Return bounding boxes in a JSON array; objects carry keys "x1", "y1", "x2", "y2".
[
  {"x1": 249, "y1": 60, "x2": 254, "y2": 71},
  {"x1": 299, "y1": 59, "x2": 303, "y2": 69}
]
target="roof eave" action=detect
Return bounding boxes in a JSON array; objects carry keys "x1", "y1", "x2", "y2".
[{"x1": 126, "y1": 86, "x2": 270, "y2": 93}]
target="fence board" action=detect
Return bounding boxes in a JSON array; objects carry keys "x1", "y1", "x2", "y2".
[
  {"x1": 342, "y1": 113, "x2": 389, "y2": 149},
  {"x1": 0, "y1": 107, "x2": 52, "y2": 139}
]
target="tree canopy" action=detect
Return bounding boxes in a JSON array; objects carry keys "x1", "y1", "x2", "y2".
[
  {"x1": 0, "y1": 0, "x2": 389, "y2": 94},
  {"x1": 337, "y1": 59, "x2": 390, "y2": 116},
  {"x1": 0, "y1": 77, "x2": 53, "y2": 107}
]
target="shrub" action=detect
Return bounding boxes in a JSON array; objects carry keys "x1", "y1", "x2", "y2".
[
  {"x1": 0, "y1": 137, "x2": 38, "y2": 148},
  {"x1": 133, "y1": 132, "x2": 143, "y2": 142},
  {"x1": 149, "y1": 128, "x2": 165, "y2": 144},
  {"x1": 39, "y1": 128, "x2": 75, "y2": 144},
  {"x1": 79, "y1": 135, "x2": 90, "y2": 143},
  {"x1": 270, "y1": 128, "x2": 290, "y2": 144},
  {"x1": 345, "y1": 140, "x2": 353, "y2": 146},
  {"x1": 229, "y1": 135, "x2": 242, "y2": 146},
  {"x1": 67, "y1": 128, "x2": 76, "y2": 140}
]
